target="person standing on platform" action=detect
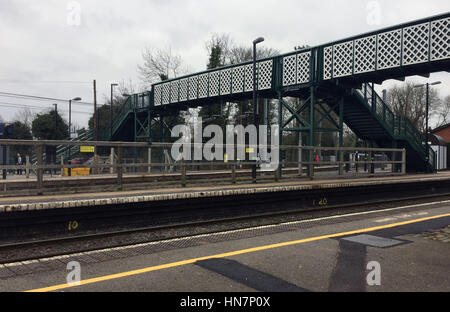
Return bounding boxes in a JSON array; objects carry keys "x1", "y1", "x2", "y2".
[{"x1": 16, "y1": 153, "x2": 22, "y2": 175}]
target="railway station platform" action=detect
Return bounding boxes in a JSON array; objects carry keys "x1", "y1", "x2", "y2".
[
  {"x1": 1, "y1": 171, "x2": 450, "y2": 213},
  {"x1": 1, "y1": 200, "x2": 449, "y2": 292}
]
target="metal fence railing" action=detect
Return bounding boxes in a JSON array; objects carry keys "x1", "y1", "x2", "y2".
[{"x1": 0, "y1": 139, "x2": 406, "y2": 196}]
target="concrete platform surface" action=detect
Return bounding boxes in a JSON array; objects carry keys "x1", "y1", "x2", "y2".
[
  {"x1": 0, "y1": 201, "x2": 449, "y2": 292},
  {"x1": 1, "y1": 171, "x2": 450, "y2": 213}
]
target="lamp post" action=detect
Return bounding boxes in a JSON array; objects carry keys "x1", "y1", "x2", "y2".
[
  {"x1": 413, "y1": 81, "x2": 441, "y2": 172},
  {"x1": 67, "y1": 97, "x2": 82, "y2": 161},
  {"x1": 68, "y1": 97, "x2": 82, "y2": 140},
  {"x1": 252, "y1": 37, "x2": 264, "y2": 183},
  {"x1": 111, "y1": 83, "x2": 119, "y2": 138}
]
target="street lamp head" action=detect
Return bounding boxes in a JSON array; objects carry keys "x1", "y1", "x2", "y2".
[
  {"x1": 111, "y1": 83, "x2": 119, "y2": 87},
  {"x1": 72, "y1": 97, "x2": 82, "y2": 101},
  {"x1": 414, "y1": 81, "x2": 441, "y2": 88},
  {"x1": 253, "y1": 37, "x2": 265, "y2": 45}
]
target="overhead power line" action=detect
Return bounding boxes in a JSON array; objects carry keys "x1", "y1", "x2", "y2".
[
  {"x1": 0, "y1": 80, "x2": 92, "y2": 84},
  {"x1": 0, "y1": 101, "x2": 93, "y2": 115},
  {"x1": 0, "y1": 91, "x2": 105, "y2": 106}
]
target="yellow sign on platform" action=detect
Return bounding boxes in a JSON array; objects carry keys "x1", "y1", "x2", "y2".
[
  {"x1": 80, "y1": 146, "x2": 95, "y2": 153},
  {"x1": 246, "y1": 148, "x2": 255, "y2": 153}
]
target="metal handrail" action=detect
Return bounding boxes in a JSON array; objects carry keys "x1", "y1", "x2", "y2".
[{"x1": 355, "y1": 84, "x2": 433, "y2": 170}]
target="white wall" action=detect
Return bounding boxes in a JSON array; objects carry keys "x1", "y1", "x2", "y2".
[{"x1": 431, "y1": 145, "x2": 447, "y2": 170}]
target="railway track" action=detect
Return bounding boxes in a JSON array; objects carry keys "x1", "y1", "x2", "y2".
[{"x1": 1, "y1": 178, "x2": 450, "y2": 264}]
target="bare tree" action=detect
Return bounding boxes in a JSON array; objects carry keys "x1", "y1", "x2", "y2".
[
  {"x1": 434, "y1": 95, "x2": 450, "y2": 128},
  {"x1": 137, "y1": 47, "x2": 186, "y2": 86},
  {"x1": 13, "y1": 107, "x2": 34, "y2": 128},
  {"x1": 229, "y1": 45, "x2": 279, "y2": 64},
  {"x1": 386, "y1": 81, "x2": 441, "y2": 133}
]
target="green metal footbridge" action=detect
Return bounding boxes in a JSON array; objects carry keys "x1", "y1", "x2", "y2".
[{"x1": 72, "y1": 13, "x2": 450, "y2": 172}]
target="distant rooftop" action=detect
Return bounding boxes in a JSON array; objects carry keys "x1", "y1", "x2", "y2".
[{"x1": 431, "y1": 123, "x2": 450, "y2": 133}]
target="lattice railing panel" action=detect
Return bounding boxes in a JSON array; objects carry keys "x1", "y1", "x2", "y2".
[
  {"x1": 188, "y1": 76, "x2": 198, "y2": 100},
  {"x1": 354, "y1": 36, "x2": 376, "y2": 74},
  {"x1": 431, "y1": 17, "x2": 450, "y2": 61},
  {"x1": 282, "y1": 55, "x2": 297, "y2": 86},
  {"x1": 232, "y1": 65, "x2": 245, "y2": 94},
  {"x1": 258, "y1": 60, "x2": 273, "y2": 90},
  {"x1": 297, "y1": 51, "x2": 311, "y2": 84},
  {"x1": 220, "y1": 69, "x2": 232, "y2": 95},
  {"x1": 161, "y1": 82, "x2": 170, "y2": 105},
  {"x1": 198, "y1": 73, "x2": 208, "y2": 98},
  {"x1": 333, "y1": 41, "x2": 354, "y2": 77},
  {"x1": 170, "y1": 80, "x2": 179, "y2": 103},
  {"x1": 245, "y1": 64, "x2": 254, "y2": 92},
  {"x1": 323, "y1": 47, "x2": 333, "y2": 80},
  {"x1": 154, "y1": 84, "x2": 162, "y2": 106},
  {"x1": 403, "y1": 22, "x2": 430, "y2": 65},
  {"x1": 209, "y1": 71, "x2": 220, "y2": 97},
  {"x1": 179, "y1": 78, "x2": 188, "y2": 102},
  {"x1": 377, "y1": 29, "x2": 402, "y2": 70}
]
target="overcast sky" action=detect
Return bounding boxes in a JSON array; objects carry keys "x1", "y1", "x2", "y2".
[{"x1": 0, "y1": 0, "x2": 449, "y2": 129}]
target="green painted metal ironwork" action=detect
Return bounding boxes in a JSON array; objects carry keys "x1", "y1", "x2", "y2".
[{"x1": 99, "y1": 12, "x2": 448, "y2": 172}]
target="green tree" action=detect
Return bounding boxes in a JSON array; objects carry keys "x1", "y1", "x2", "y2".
[
  {"x1": 10, "y1": 121, "x2": 33, "y2": 160},
  {"x1": 32, "y1": 109, "x2": 69, "y2": 140},
  {"x1": 88, "y1": 102, "x2": 123, "y2": 137},
  {"x1": 88, "y1": 81, "x2": 137, "y2": 140},
  {"x1": 207, "y1": 44, "x2": 224, "y2": 70}
]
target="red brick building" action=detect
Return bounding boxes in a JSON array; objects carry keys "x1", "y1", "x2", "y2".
[{"x1": 432, "y1": 123, "x2": 450, "y2": 143}]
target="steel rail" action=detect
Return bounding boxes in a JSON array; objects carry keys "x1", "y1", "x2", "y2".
[{"x1": 1, "y1": 191, "x2": 449, "y2": 264}]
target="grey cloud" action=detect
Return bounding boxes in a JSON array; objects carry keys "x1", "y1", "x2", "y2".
[{"x1": 0, "y1": 0, "x2": 449, "y2": 127}]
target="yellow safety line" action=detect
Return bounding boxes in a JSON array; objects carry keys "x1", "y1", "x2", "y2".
[{"x1": 25, "y1": 213, "x2": 450, "y2": 292}]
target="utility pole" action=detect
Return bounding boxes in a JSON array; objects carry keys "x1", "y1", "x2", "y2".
[
  {"x1": 53, "y1": 104, "x2": 58, "y2": 139},
  {"x1": 111, "y1": 83, "x2": 118, "y2": 139}
]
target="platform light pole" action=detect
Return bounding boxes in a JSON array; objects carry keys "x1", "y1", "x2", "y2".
[
  {"x1": 68, "y1": 97, "x2": 82, "y2": 139},
  {"x1": 68, "y1": 97, "x2": 82, "y2": 161},
  {"x1": 413, "y1": 81, "x2": 441, "y2": 173},
  {"x1": 110, "y1": 83, "x2": 118, "y2": 139},
  {"x1": 252, "y1": 37, "x2": 264, "y2": 183}
]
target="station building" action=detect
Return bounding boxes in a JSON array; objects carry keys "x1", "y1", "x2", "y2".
[{"x1": 430, "y1": 124, "x2": 450, "y2": 170}]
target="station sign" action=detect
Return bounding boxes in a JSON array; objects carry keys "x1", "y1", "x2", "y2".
[{"x1": 80, "y1": 146, "x2": 95, "y2": 153}]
